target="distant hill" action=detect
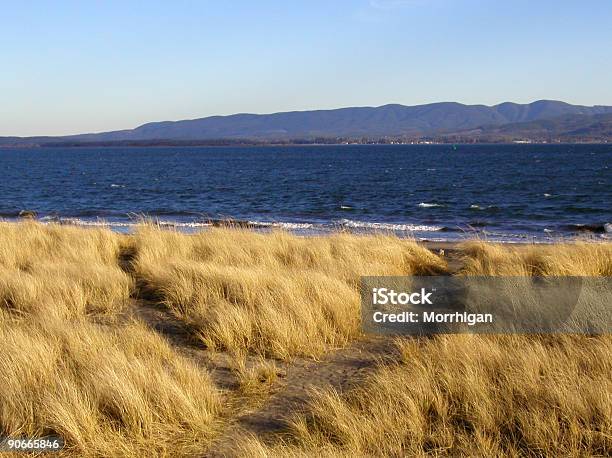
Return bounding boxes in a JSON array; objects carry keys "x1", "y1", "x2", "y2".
[
  {"x1": 2, "y1": 100, "x2": 612, "y2": 145},
  {"x1": 448, "y1": 113, "x2": 612, "y2": 142}
]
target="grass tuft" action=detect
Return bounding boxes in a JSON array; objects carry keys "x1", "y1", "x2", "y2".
[
  {"x1": 0, "y1": 317, "x2": 222, "y2": 457},
  {"x1": 0, "y1": 222, "x2": 132, "y2": 318},
  {"x1": 458, "y1": 240, "x2": 612, "y2": 276},
  {"x1": 237, "y1": 335, "x2": 612, "y2": 457},
  {"x1": 131, "y1": 226, "x2": 447, "y2": 358}
]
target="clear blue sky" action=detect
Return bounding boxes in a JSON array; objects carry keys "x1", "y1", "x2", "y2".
[{"x1": 2, "y1": 0, "x2": 611, "y2": 136}]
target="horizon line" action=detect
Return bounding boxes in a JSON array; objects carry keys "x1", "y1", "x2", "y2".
[{"x1": 5, "y1": 98, "x2": 612, "y2": 139}]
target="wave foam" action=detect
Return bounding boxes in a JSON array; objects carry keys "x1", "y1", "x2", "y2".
[
  {"x1": 338, "y1": 219, "x2": 444, "y2": 232},
  {"x1": 418, "y1": 202, "x2": 445, "y2": 208},
  {"x1": 469, "y1": 204, "x2": 498, "y2": 210},
  {"x1": 248, "y1": 221, "x2": 315, "y2": 230},
  {"x1": 39, "y1": 218, "x2": 214, "y2": 229},
  {"x1": 57, "y1": 218, "x2": 134, "y2": 227}
]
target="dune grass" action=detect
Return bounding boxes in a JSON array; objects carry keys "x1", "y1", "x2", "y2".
[
  {"x1": 0, "y1": 223, "x2": 221, "y2": 456},
  {"x1": 234, "y1": 238, "x2": 612, "y2": 457},
  {"x1": 458, "y1": 240, "x2": 612, "y2": 276},
  {"x1": 0, "y1": 222, "x2": 132, "y2": 318},
  {"x1": 0, "y1": 222, "x2": 610, "y2": 456},
  {"x1": 130, "y1": 225, "x2": 448, "y2": 359},
  {"x1": 0, "y1": 317, "x2": 222, "y2": 457},
  {"x1": 238, "y1": 334, "x2": 611, "y2": 457}
]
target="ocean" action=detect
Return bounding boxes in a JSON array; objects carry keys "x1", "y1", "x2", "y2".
[{"x1": 1, "y1": 144, "x2": 610, "y2": 242}]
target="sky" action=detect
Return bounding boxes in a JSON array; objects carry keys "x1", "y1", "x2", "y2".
[{"x1": 2, "y1": 0, "x2": 611, "y2": 136}]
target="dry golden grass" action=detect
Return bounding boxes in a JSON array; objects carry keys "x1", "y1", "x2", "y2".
[
  {"x1": 0, "y1": 222, "x2": 610, "y2": 456},
  {"x1": 130, "y1": 226, "x2": 447, "y2": 359},
  {"x1": 238, "y1": 335, "x2": 611, "y2": 457},
  {"x1": 235, "y1": 239, "x2": 612, "y2": 457},
  {"x1": 231, "y1": 355, "x2": 282, "y2": 394},
  {"x1": 0, "y1": 317, "x2": 222, "y2": 457},
  {"x1": 0, "y1": 222, "x2": 132, "y2": 319},
  {"x1": 459, "y1": 240, "x2": 612, "y2": 276},
  {"x1": 0, "y1": 223, "x2": 224, "y2": 456}
]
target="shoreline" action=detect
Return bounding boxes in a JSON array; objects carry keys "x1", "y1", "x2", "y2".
[
  {"x1": 2, "y1": 141, "x2": 612, "y2": 149},
  {"x1": 1, "y1": 218, "x2": 609, "y2": 246}
]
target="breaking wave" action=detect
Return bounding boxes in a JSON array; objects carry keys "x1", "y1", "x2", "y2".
[
  {"x1": 247, "y1": 221, "x2": 315, "y2": 230},
  {"x1": 337, "y1": 219, "x2": 445, "y2": 232}
]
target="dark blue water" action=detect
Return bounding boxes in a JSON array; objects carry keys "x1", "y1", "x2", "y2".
[{"x1": 1, "y1": 144, "x2": 610, "y2": 241}]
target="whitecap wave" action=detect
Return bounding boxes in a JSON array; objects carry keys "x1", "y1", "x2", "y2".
[
  {"x1": 469, "y1": 204, "x2": 497, "y2": 210},
  {"x1": 43, "y1": 218, "x2": 214, "y2": 229},
  {"x1": 418, "y1": 202, "x2": 444, "y2": 208},
  {"x1": 338, "y1": 219, "x2": 444, "y2": 232},
  {"x1": 57, "y1": 218, "x2": 134, "y2": 227},
  {"x1": 275, "y1": 222, "x2": 315, "y2": 230},
  {"x1": 158, "y1": 221, "x2": 213, "y2": 228},
  {"x1": 248, "y1": 221, "x2": 315, "y2": 230}
]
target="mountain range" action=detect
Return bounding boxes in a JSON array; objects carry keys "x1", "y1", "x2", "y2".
[
  {"x1": 453, "y1": 113, "x2": 612, "y2": 141},
  {"x1": 3, "y1": 100, "x2": 612, "y2": 145}
]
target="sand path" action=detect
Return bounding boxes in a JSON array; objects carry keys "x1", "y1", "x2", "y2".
[{"x1": 116, "y1": 243, "x2": 462, "y2": 456}]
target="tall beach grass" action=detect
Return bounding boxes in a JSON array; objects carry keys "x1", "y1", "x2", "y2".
[
  {"x1": 130, "y1": 225, "x2": 448, "y2": 358},
  {"x1": 0, "y1": 317, "x2": 222, "y2": 457},
  {"x1": 0, "y1": 222, "x2": 610, "y2": 456},
  {"x1": 0, "y1": 222, "x2": 132, "y2": 319},
  {"x1": 238, "y1": 334, "x2": 611, "y2": 457}
]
